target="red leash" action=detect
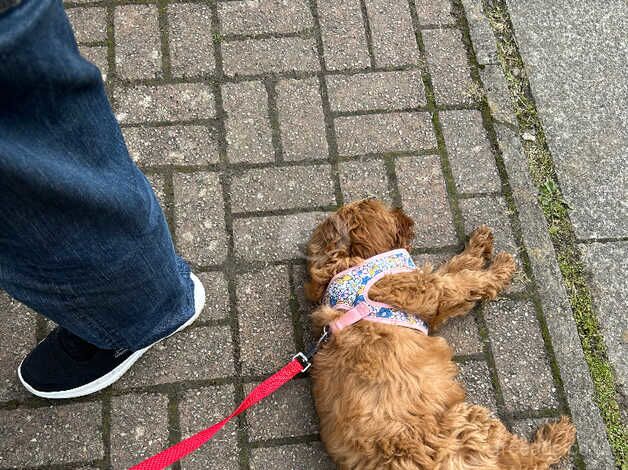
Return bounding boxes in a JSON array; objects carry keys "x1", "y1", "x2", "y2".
[{"x1": 129, "y1": 355, "x2": 310, "y2": 470}]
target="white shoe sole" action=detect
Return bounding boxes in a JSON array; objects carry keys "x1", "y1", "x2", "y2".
[{"x1": 18, "y1": 273, "x2": 206, "y2": 400}]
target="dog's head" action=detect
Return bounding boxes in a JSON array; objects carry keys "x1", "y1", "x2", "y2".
[{"x1": 305, "y1": 199, "x2": 415, "y2": 301}]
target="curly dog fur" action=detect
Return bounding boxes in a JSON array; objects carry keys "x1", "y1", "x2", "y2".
[{"x1": 305, "y1": 199, "x2": 575, "y2": 469}]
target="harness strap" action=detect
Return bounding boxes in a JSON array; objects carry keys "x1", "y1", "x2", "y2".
[{"x1": 329, "y1": 302, "x2": 371, "y2": 333}]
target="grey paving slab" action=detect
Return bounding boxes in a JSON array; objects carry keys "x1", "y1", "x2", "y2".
[
  {"x1": 168, "y1": 3, "x2": 215, "y2": 78},
  {"x1": 223, "y1": 81, "x2": 275, "y2": 164},
  {"x1": 222, "y1": 37, "x2": 319, "y2": 76},
  {"x1": 507, "y1": 0, "x2": 628, "y2": 239},
  {"x1": 230, "y1": 165, "x2": 335, "y2": 213},
  {"x1": 233, "y1": 212, "x2": 329, "y2": 262},
  {"x1": 460, "y1": 0, "x2": 498, "y2": 65},
  {"x1": 440, "y1": 110, "x2": 501, "y2": 193},
  {"x1": 250, "y1": 442, "x2": 335, "y2": 470},
  {"x1": 0, "y1": 291, "x2": 37, "y2": 402},
  {"x1": 218, "y1": 0, "x2": 312, "y2": 36},
  {"x1": 79, "y1": 45, "x2": 108, "y2": 81},
  {"x1": 244, "y1": 379, "x2": 319, "y2": 440},
  {"x1": 414, "y1": 0, "x2": 455, "y2": 26},
  {"x1": 579, "y1": 241, "x2": 628, "y2": 404},
  {"x1": 115, "y1": 326, "x2": 235, "y2": 388},
  {"x1": 124, "y1": 125, "x2": 220, "y2": 166},
  {"x1": 179, "y1": 385, "x2": 239, "y2": 470},
  {"x1": 318, "y1": 0, "x2": 371, "y2": 70},
  {"x1": 276, "y1": 78, "x2": 329, "y2": 161},
  {"x1": 484, "y1": 299, "x2": 559, "y2": 412},
  {"x1": 339, "y1": 158, "x2": 392, "y2": 203},
  {"x1": 364, "y1": 0, "x2": 420, "y2": 67},
  {"x1": 0, "y1": 402, "x2": 103, "y2": 467},
  {"x1": 111, "y1": 393, "x2": 169, "y2": 469},
  {"x1": 457, "y1": 359, "x2": 498, "y2": 413},
  {"x1": 327, "y1": 71, "x2": 426, "y2": 111},
  {"x1": 196, "y1": 271, "x2": 231, "y2": 322},
  {"x1": 479, "y1": 65, "x2": 516, "y2": 126},
  {"x1": 173, "y1": 171, "x2": 227, "y2": 265},
  {"x1": 438, "y1": 314, "x2": 483, "y2": 356},
  {"x1": 66, "y1": 6, "x2": 106, "y2": 43},
  {"x1": 114, "y1": 84, "x2": 215, "y2": 124},
  {"x1": 396, "y1": 154, "x2": 458, "y2": 247},
  {"x1": 114, "y1": 5, "x2": 161, "y2": 80},
  {"x1": 423, "y1": 28, "x2": 476, "y2": 105},
  {"x1": 335, "y1": 112, "x2": 436, "y2": 156},
  {"x1": 236, "y1": 267, "x2": 295, "y2": 375}
]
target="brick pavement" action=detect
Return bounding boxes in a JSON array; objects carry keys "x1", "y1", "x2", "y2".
[{"x1": 0, "y1": 0, "x2": 606, "y2": 468}]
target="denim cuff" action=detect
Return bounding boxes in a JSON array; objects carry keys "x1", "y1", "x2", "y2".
[{"x1": 0, "y1": 0, "x2": 20, "y2": 15}]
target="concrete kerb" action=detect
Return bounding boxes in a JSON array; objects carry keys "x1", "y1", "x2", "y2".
[{"x1": 460, "y1": 3, "x2": 616, "y2": 467}]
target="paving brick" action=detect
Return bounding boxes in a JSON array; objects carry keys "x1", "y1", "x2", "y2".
[
  {"x1": 218, "y1": 0, "x2": 312, "y2": 35},
  {"x1": 124, "y1": 125, "x2": 220, "y2": 166},
  {"x1": 277, "y1": 78, "x2": 329, "y2": 161},
  {"x1": 250, "y1": 442, "x2": 335, "y2": 469},
  {"x1": 79, "y1": 45, "x2": 107, "y2": 81},
  {"x1": 461, "y1": 0, "x2": 499, "y2": 65},
  {"x1": 0, "y1": 402, "x2": 103, "y2": 467},
  {"x1": 339, "y1": 158, "x2": 392, "y2": 203},
  {"x1": 66, "y1": 7, "x2": 106, "y2": 43},
  {"x1": 116, "y1": 326, "x2": 235, "y2": 388},
  {"x1": 222, "y1": 38, "x2": 318, "y2": 76},
  {"x1": 484, "y1": 299, "x2": 559, "y2": 412},
  {"x1": 111, "y1": 393, "x2": 169, "y2": 469},
  {"x1": 145, "y1": 172, "x2": 168, "y2": 213},
  {"x1": 335, "y1": 112, "x2": 435, "y2": 156},
  {"x1": 230, "y1": 165, "x2": 335, "y2": 213},
  {"x1": 196, "y1": 271, "x2": 230, "y2": 322},
  {"x1": 511, "y1": 418, "x2": 577, "y2": 469},
  {"x1": 179, "y1": 385, "x2": 239, "y2": 469},
  {"x1": 233, "y1": 212, "x2": 329, "y2": 262},
  {"x1": 423, "y1": 29, "x2": 475, "y2": 105},
  {"x1": 480, "y1": 65, "x2": 516, "y2": 126},
  {"x1": 245, "y1": 378, "x2": 318, "y2": 439},
  {"x1": 236, "y1": 267, "x2": 295, "y2": 375},
  {"x1": 222, "y1": 81, "x2": 274, "y2": 163},
  {"x1": 459, "y1": 196, "x2": 528, "y2": 293},
  {"x1": 168, "y1": 3, "x2": 215, "y2": 78},
  {"x1": 115, "y1": 84, "x2": 215, "y2": 124},
  {"x1": 415, "y1": 0, "x2": 455, "y2": 25},
  {"x1": 396, "y1": 154, "x2": 458, "y2": 247},
  {"x1": 440, "y1": 110, "x2": 500, "y2": 193},
  {"x1": 364, "y1": 0, "x2": 420, "y2": 67},
  {"x1": 457, "y1": 359, "x2": 497, "y2": 413},
  {"x1": 327, "y1": 71, "x2": 426, "y2": 111},
  {"x1": 412, "y1": 251, "x2": 456, "y2": 269},
  {"x1": 318, "y1": 0, "x2": 370, "y2": 70},
  {"x1": 173, "y1": 172, "x2": 227, "y2": 265},
  {"x1": 438, "y1": 314, "x2": 483, "y2": 356},
  {"x1": 292, "y1": 264, "x2": 317, "y2": 348},
  {"x1": 0, "y1": 292, "x2": 37, "y2": 402},
  {"x1": 114, "y1": 5, "x2": 161, "y2": 80}
]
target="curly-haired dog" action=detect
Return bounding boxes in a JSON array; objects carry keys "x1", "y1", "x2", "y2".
[{"x1": 305, "y1": 199, "x2": 575, "y2": 470}]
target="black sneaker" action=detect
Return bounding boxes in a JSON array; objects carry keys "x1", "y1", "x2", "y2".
[{"x1": 17, "y1": 273, "x2": 205, "y2": 399}]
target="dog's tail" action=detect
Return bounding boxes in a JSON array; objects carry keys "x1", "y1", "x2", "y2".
[{"x1": 528, "y1": 416, "x2": 576, "y2": 467}]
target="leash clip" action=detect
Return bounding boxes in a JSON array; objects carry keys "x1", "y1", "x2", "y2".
[{"x1": 293, "y1": 352, "x2": 311, "y2": 372}]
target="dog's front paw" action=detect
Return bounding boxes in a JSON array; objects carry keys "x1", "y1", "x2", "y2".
[{"x1": 469, "y1": 225, "x2": 494, "y2": 259}]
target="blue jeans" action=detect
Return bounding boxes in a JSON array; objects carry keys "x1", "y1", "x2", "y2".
[{"x1": 0, "y1": 0, "x2": 195, "y2": 350}]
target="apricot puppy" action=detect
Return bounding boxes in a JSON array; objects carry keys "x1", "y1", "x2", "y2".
[{"x1": 305, "y1": 199, "x2": 575, "y2": 470}]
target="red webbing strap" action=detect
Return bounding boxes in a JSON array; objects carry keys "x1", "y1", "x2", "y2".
[{"x1": 129, "y1": 358, "x2": 305, "y2": 470}]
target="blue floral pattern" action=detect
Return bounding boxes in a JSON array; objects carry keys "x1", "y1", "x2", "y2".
[{"x1": 323, "y1": 249, "x2": 429, "y2": 333}]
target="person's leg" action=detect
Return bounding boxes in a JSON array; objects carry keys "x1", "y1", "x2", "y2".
[{"x1": 0, "y1": 0, "x2": 203, "y2": 397}]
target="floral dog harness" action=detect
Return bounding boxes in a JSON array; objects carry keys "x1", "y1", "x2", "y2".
[{"x1": 323, "y1": 249, "x2": 429, "y2": 335}]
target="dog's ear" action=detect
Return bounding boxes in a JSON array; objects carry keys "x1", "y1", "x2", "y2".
[
  {"x1": 305, "y1": 214, "x2": 359, "y2": 302},
  {"x1": 392, "y1": 207, "x2": 415, "y2": 249}
]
